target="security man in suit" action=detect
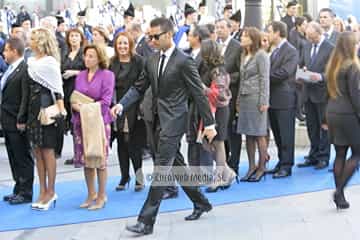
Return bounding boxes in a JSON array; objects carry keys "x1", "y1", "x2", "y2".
[
  {"x1": 297, "y1": 21, "x2": 334, "y2": 169},
  {"x1": 1, "y1": 38, "x2": 33, "y2": 205},
  {"x1": 111, "y1": 17, "x2": 216, "y2": 235}
]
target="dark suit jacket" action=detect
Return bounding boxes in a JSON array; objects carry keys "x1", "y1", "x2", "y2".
[
  {"x1": 136, "y1": 36, "x2": 154, "y2": 59},
  {"x1": 120, "y1": 47, "x2": 214, "y2": 137},
  {"x1": 1, "y1": 61, "x2": 29, "y2": 131},
  {"x1": 224, "y1": 38, "x2": 241, "y2": 121},
  {"x1": 288, "y1": 29, "x2": 308, "y2": 64},
  {"x1": 109, "y1": 54, "x2": 144, "y2": 132},
  {"x1": 281, "y1": 14, "x2": 295, "y2": 37},
  {"x1": 56, "y1": 31, "x2": 67, "y2": 60},
  {"x1": 328, "y1": 31, "x2": 339, "y2": 46},
  {"x1": 270, "y1": 41, "x2": 298, "y2": 109},
  {"x1": 300, "y1": 39, "x2": 334, "y2": 103}
]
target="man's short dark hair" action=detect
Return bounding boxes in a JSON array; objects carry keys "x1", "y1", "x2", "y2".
[
  {"x1": 150, "y1": 17, "x2": 174, "y2": 34},
  {"x1": 205, "y1": 23, "x2": 215, "y2": 34},
  {"x1": 295, "y1": 16, "x2": 306, "y2": 27},
  {"x1": 6, "y1": 37, "x2": 25, "y2": 56},
  {"x1": 192, "y1": 25, "x2": 210, "y2": 42},
  {"x1": 319, "y1": 8, "x2": 336, "y2": 18},
  {"x1": 271, "y1": 21, "x2": 287, "y2": 38}
]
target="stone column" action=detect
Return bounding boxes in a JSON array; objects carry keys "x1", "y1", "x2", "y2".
[{"x1": 244, "y1": 0, "x2": 262, "y2": 29}]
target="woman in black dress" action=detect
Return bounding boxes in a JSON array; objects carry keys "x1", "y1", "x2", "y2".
[
  {"x1": 27, "y1": 28, "x2": 66, "y2": 210},
  {"x1": 109, "y1": 31, "x2": 146, "y2": 191},
  {"x1": 325, "y1": 31, "x2": 360, "y2": 209},
  {"x1": 60, "y1": 28, "x2": 86, "y2": 163}
]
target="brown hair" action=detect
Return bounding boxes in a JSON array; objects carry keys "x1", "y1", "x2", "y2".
[
  {"x1": 65, "y1": 28, "x2": 86, "y2": 49},
  {"x1": 92, "y1": 26, "x2": 110, "y2": 43},
  {"x1": 112, "y1": 31, "x2": 135, "y2": 60},
  {"x1": 242, "y1": 27, "x2": 262, "y2": 55},
  {"x1": 83, "y1": 44, "x2": 109, "y2": 69},
  {"x1": 326, "y1": 31, "x2": 360, "y2": 99},
  {"x1": 200, "y1": 39, "x2": 224, "y2": 69}
]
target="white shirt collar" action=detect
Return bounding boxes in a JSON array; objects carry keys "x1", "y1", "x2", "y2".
[
  {"x1": 324, "y1": 26, "x2": 334, "y2": 37},
  {"x1": 315, "y1": 35, "x2": 325, "y2": 47},
  {"x1": 222, "y1": 36, "x2": 232, "y2": 47},
  {"x1": 9, "y1": 57, "x2": 24, "y2": 72},
  {"x1": 160, "y1": 41, "x2": 176, "y2": 58},
  {"x1": 191, "y1": 48, "x2": 201, "y2": 59}
]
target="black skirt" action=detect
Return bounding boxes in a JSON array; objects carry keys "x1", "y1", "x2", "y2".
[
  {"x1": 214, "y1": 106, "x2": 229, "y2": 141},
  {"x1": 28, "y1": 122, "x2": 61, "y2": 149},
  {"x1": 327, "y1": 112, "x2": 360, "y2": 146}
]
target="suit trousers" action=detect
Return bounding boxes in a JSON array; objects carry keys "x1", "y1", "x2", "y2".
[
  {"x1": 305, "y1": 101, "x2": 330, "y2": 163},
  {"x1": 4, "y1": 129, "x2": 34, "y2": 197},
  {"x1": 138, "y1": 126, "x2": 210, "y2": 226},
  {"x1": 269, "y1": 108, "x2": 296, "y2": 170},
  {"x1": 226, "y1": 116, "x2": 242, "y2": 175}
]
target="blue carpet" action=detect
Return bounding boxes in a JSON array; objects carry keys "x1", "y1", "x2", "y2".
[{"x1": 0, "y1": 154, "x2": 358, "y2": 232}]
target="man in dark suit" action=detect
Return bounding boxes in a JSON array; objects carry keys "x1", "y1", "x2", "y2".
[
  {"x1": 55, "y1": 15, "x2": 67, "y2": 60},
  {"x1": 215, "y1": 18, "x2": 242, "y2": 176},
  {"x1": 1, "y1": 38, "x2": 33, "y2": 204},
  {"x1": 297, "y1": 21, "x2": 334, "y2": 169},
  {"x1": 319, "y1": 8, "x2": 339, "y2": 45},
  {"x1": 267, "y1": 21, "x2": 298, "y2": 178},
  {"x1": 129, "y1": 23, "x2": 154, "y2": 58},
  {"x1": 111, "y1": 17, "x2": 216, "y2": 235},
  {"x1": 229, "y1": 9, "x2": 242, "y2": 42},
  {"x1": 281, "y1": 1, "x2": 298, "y2": 37}
]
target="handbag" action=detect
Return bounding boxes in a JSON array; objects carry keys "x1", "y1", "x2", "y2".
[
  {"x1": 38, "y1": 91, "x2": 60, "y2": 126},
  {"x1": 70, "y1": 90, "x2": 94, "y2": 104}
]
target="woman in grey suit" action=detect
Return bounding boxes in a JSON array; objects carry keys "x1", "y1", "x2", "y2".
[
  {"x1": 237, "y1": 27, "x2": 270, "y2": 182},
  {"x1": 325, "y1": 31, "x2": 360, "y2": 209}
]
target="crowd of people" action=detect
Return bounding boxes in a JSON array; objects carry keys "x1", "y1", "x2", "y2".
[{"x1": 1, "y1": 0, "x2": 360, "y2": 236}]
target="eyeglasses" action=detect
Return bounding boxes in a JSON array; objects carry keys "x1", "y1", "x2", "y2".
[{"x1": 148, "y1": 31, "x2": 167, "y2": 41}]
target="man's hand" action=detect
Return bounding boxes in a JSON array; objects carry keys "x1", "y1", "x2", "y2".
[
  {"x1": 310, "y1": 73, "x2": 322, "y2": 82},
  {"x1": 111, "y1": 104, "x2": 123, "y2": 118},
  {"x1": 259, "y1": 105, "x2": 269, "y2": 112},
  {"x1": 16, "y1": 123, "x2": 26, "y2": 131},
  {"x1": 202, "y1": 128, "x2": 217, "y2": 143}
]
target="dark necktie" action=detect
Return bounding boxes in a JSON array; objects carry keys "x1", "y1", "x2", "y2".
[
  {"x1": 158, "y1": 54, "x2": 166, "y2": 81},
  {"x1": 311, "y1": 44, "x2": 318, "y2": 65},
  {"x1": 270, "y1": 48, "x2": 279, "y2": 62}
]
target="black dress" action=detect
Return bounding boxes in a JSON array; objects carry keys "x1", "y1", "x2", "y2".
[
  {"x1": 327, "y1": 64, "x2": 360, "y2": 146},
  {"x1": 27, "y1": 80, "x2": 62, "y2": 149},
  {"x1": 61, "y1": 49, "x2": 85, "y2": 132}
]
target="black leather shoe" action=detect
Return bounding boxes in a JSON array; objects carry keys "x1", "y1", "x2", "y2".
[
  {"x1": 126, "y1": 222, "x2": 153, "y2": 235},
  {"x1": 9, "y1": 195, "x2": 32, "y2": 205},
  {"x1": 315, "y1": 161, "x2": 329, "y2": 170},
  {"x1": 3, "y1": 194, "x2": 16, "y2": 201},
  {"x1": 273, "y1": 169, "x2": 292, "y2": 179},
  {"x1": 184, "y1": 204, "x2": 212, "y2": 221},
  {"x1": 297, "y1": 160, "x2": 317, "y2": 168},
  {"x1": 162, "y1": 191, "x2": 178, "y2": 200}
]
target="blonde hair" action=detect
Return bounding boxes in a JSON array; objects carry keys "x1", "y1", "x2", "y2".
[
  {"x1": 326, "y1": 31, "x2": 360, "y2": 99},
  {"x1": 31, "y1": 28, "x2": 60, "y2": 62}
]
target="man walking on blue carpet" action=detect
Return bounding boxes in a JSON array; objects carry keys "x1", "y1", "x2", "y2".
[{"x1": 111, "y1": 17, "x2": 216, "y2": 236}]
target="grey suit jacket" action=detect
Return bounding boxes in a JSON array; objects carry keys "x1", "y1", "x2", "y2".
[
  {"x1": 300, "y1": 39, "x2": 334, "y2": 103},
  {"x1": 270, "y1": 41, "x2": 298, "y2": 109},
  {"x1": 327, "y1": 31, "x2": 339, "y2": 46},
  {"x1": 237, "y1": 50, "x2": 270, "y2": 107},
  {"x1": 120, "y1": 47, "x2": 214, "y2": 137}
]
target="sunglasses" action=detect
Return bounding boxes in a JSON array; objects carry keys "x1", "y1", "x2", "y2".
[{"x1": 148, "y1": 31, "x2": 167, "y2": 41}]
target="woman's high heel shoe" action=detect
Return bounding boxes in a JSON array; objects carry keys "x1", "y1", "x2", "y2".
[
  {"x1": 240, "y1": 167, "x2": 258, "y2": 182},
  {"x1": 333, "y1": 191, "x2": 350, "y2": 210},
  {"x1": 221, "y1": 170, "x2": 237, "y2": 189},
  {"x1": 36, "y1": 194, "x2": 58, "y2": 211},
  {"x1": 88, "y1": 197, "x2": 107, "y2": 211},
  {"x1": 79, "y1": 194, "x2": 98, "y2": 208},
  {"x1": 248, "y1": 170, "x2": 266, "y2": 182},
  {"x1": 115, "y1": 177, "x2": 131, "y2": 191}
]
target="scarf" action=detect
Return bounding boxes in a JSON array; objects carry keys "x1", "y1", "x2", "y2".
[{"x1": 27, "y1": 56, "x2": 64, "y2": 96}]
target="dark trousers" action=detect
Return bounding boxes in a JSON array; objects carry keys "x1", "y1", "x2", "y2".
[
  {"x1": 4, "y1": 129, "x2": 34, "y2": 197},
  {"x1": 115, "y1": 119, "x2": 145, "y2": 180},
  {"x1": 138, "y1": 127, "x2": 210, "y2": 226},
  {"x1": 305, "y1": 101, "x2": 330, "y2": 163},
  {"x1": 226, "y1": 116, "x2": 242, "y2": 175},
  {"x1": 269, "y1": 108, "x2": 296, "y2": 170},
  {"x1": 145, "y1": 118, "x2": 178, "y2": 194}
]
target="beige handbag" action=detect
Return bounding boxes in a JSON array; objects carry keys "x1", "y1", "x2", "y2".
[
  {"x1": 38, "y1": 92, "x2": 60, "y2": 126},
  {"x1": 70, "y1": 90, "x2": 94, "y2": 104}
]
